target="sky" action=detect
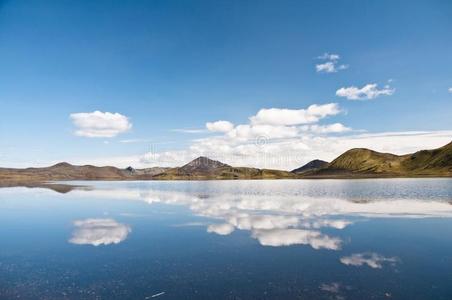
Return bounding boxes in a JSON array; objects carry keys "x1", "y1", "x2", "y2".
[{"x1": 0, "y1": 0, "x2": 452, "y2": 170}]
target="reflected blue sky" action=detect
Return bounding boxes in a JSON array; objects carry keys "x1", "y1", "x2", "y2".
[{"x1": 1, "y1": 179, "x2": 452, "y2": 299}]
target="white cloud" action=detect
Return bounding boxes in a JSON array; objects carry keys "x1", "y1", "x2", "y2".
[
  {"x1": 300, "y1": 123, "x2": 351, "y2": 134},
  {"x1": 318, "y1": 53, "x2": 340, "y2": 60},
  {"x1": 316, "y1": 62, "x2": 336, "y2": 73},
  {"x1": 315, "y1": 62, "x2": 349, "y2": 73},
  {"x1": 119, "y1": 139, "x2": 150, "y2": 143},
  {"x1": 250, "y1": 103, "x2": 341, "y2": 126},
  {"x1": 316, "y1": 53, "x2": 348, "y2": 73},
  {"x1": 448, "y1": 87, "x2": 452, "y2": 93},
  {"x1": 207, "y1": 223, "x2": 235, "y2": 235},
  {"x1": 61, "y1": 105, "x2": 451, "y2": 172},
  {"x1": 70, "y1": 111, "x2": 132, "y2": 138},
  {"x1": 69, "y1": 218, "x2": 131, "y2": 246},
  {"x1": 336, "y1": 83, "x2": 395, "y2": 100},
  {"x1": 227, "y1": 124, "x2": 299, "y2": 139},
  {"x1": 340, "y1": 253, "x2": 398, "y2": 269},
  {"x1": 206, "y1": 120, "x2": 234, "y2": 133},
  {"x1": 172, "y1": 128, "x2": 207, "y2": 134}
]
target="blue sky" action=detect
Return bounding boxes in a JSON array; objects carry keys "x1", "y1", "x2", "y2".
[{"x1": 1, "y1": 0, "x2": 451, "y2": 169}]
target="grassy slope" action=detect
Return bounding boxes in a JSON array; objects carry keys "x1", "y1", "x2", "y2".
[
  {"x1": 310, "y1": 141, "x2": 452, "y2": 177},
  {"x1": 1, "y1": 141, "x2": 451, "y2": 181},
  {"x1": 153, "y1": 166, "x2": 295, "y2": 180}
]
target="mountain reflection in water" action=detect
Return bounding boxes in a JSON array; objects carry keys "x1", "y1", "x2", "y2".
[{"x1": 2, "y1": 179, "x2": 452, "y2": 299}]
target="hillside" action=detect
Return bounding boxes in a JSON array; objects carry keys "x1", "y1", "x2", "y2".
[
  {"x1": 0, "y1": 157, "x2": 295, "y2": 182},
  {"x1": 402, "y1": 141, "x2": 452, "y2": 173},
  {"x1": 1, "y1": 141, "x2": 451, "y2": 182},
  {"x1": 291, "y1": 159, "x2": 328, "y2": 174},
  {"x1": 154, "y1": 157, "x2": 295, "y2": 180},
  {"x1": 0, "y1": 162, "x2": 169, "y2": 182},
  {"x1": 308, "y1": 141, "x2": 452, "y2": 177}
]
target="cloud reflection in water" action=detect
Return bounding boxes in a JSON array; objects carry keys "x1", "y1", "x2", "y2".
[
  {"x1": 207, "y1": 223, "x2": 235, "y2": 235},
  {"x1": 340, "y1": 253, "x2": 399, "y2": 269},
  {"x1": 252, "y1": 228, "x2": 342, "y2": 250},
  {"x1": 68, "y1": 181, "x2": 452, "y2": 250},
  {"x1": 69, "y1": 218, "x2": 131, "y2": 246}
]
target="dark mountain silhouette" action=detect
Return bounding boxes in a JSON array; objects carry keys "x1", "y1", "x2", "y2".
[
  {"x1": 179, "y1": 157, "x2": 231, "y2": 174},
  {"x1": 291, "y1": 159, "x2": 328, "y2": 174}
]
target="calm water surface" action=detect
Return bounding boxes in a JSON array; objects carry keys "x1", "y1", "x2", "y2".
[{"x1": 1, "y1": 179, "x2": 452, "y2": 300}]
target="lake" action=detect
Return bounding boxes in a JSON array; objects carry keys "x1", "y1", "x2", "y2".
[{"x1": 1, "y1": 179, "x2": 452, "y2": 299}]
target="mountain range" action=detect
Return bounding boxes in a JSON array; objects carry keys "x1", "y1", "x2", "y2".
[{"x1": 1, "y1": 141, "x2": 451, "y2": 183}]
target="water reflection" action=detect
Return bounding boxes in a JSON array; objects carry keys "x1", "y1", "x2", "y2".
[
  {"x1": 340, "y1": 252, "x2": 399, "y2": 269},
  {"x1": 2, "y1": 180, "x2": 452, "y2": 299},
  {"x1": 69, "y1": 218, "x2": 131, "y2": 246},
  {"x1": 63, "y1": 180, "x2": 452, "y2": 251},
  {"x1": 252, "y1": 228, "x2": 342, "y2": 249},
  {"x1": 319, "y1": 282, "x2": 341, "y2": 294},
  {"x1": 207, "y1": 223, "x2": 235, "y2": 235}
]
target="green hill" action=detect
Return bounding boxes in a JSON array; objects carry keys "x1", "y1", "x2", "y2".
[{"x1": 309, "y1": 141, "x2": 452, "y2": 177}]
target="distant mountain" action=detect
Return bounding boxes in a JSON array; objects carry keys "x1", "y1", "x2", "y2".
[
  {"x1": 308, "y1": 141, "x2": 452, "y2": 177},
  {"x1": 0, "y1": 162, "x2": 169, "y2": 182},
  {"x1": 179, "y1": 156, "x2": 231, "y2": 174},
  {"x1": 154, "y1": 157, "x2": 295, "y2": 180},
  {"x1": 0, "y1": 157, "x2": 295, "y2": 182},
  {"x1": 291, "y1": 159, "x2": 328, "y2": 174},
  {"x1": 1, "y1": 141, "x2": 451, "y2": 182}
]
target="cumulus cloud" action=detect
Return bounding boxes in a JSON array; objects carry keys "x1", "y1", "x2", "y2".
[
  {"x1": 336, "y1": 83, "x2": 395, "y2": 100},
  {"x1": 316, "y1": 53, "x2": 348, "y2": 73},
  {"x1": 316, "y1": 62, "x2": 348, "y2": 73},
  {"x1": 207, "y1": 223, "x2": 235, "y2": 235},
  {"x1": 250, "y1": 103, "x2": 341, "y2": 126},
  {"x1": 65, "y1": 105, "x2": 451, "y2": 172},
  {"x1": 206, "y1": 120, "x2": 234, "y2": 133},
  {"x1": 70, "y1": 111, "x2": 132, "y2": 138},
  {"x1": 69, "y1": 218, "x2": 131, "y2": 246},
  {"x1": 252, "y1": 228, "x2": 342, "y2": 250},
  {"x1": 316, "y1": 62, "x2": 336, "y2": 73},
  {"x1": 340, "y1": 253, "x2": 398, "y2": 269}
]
